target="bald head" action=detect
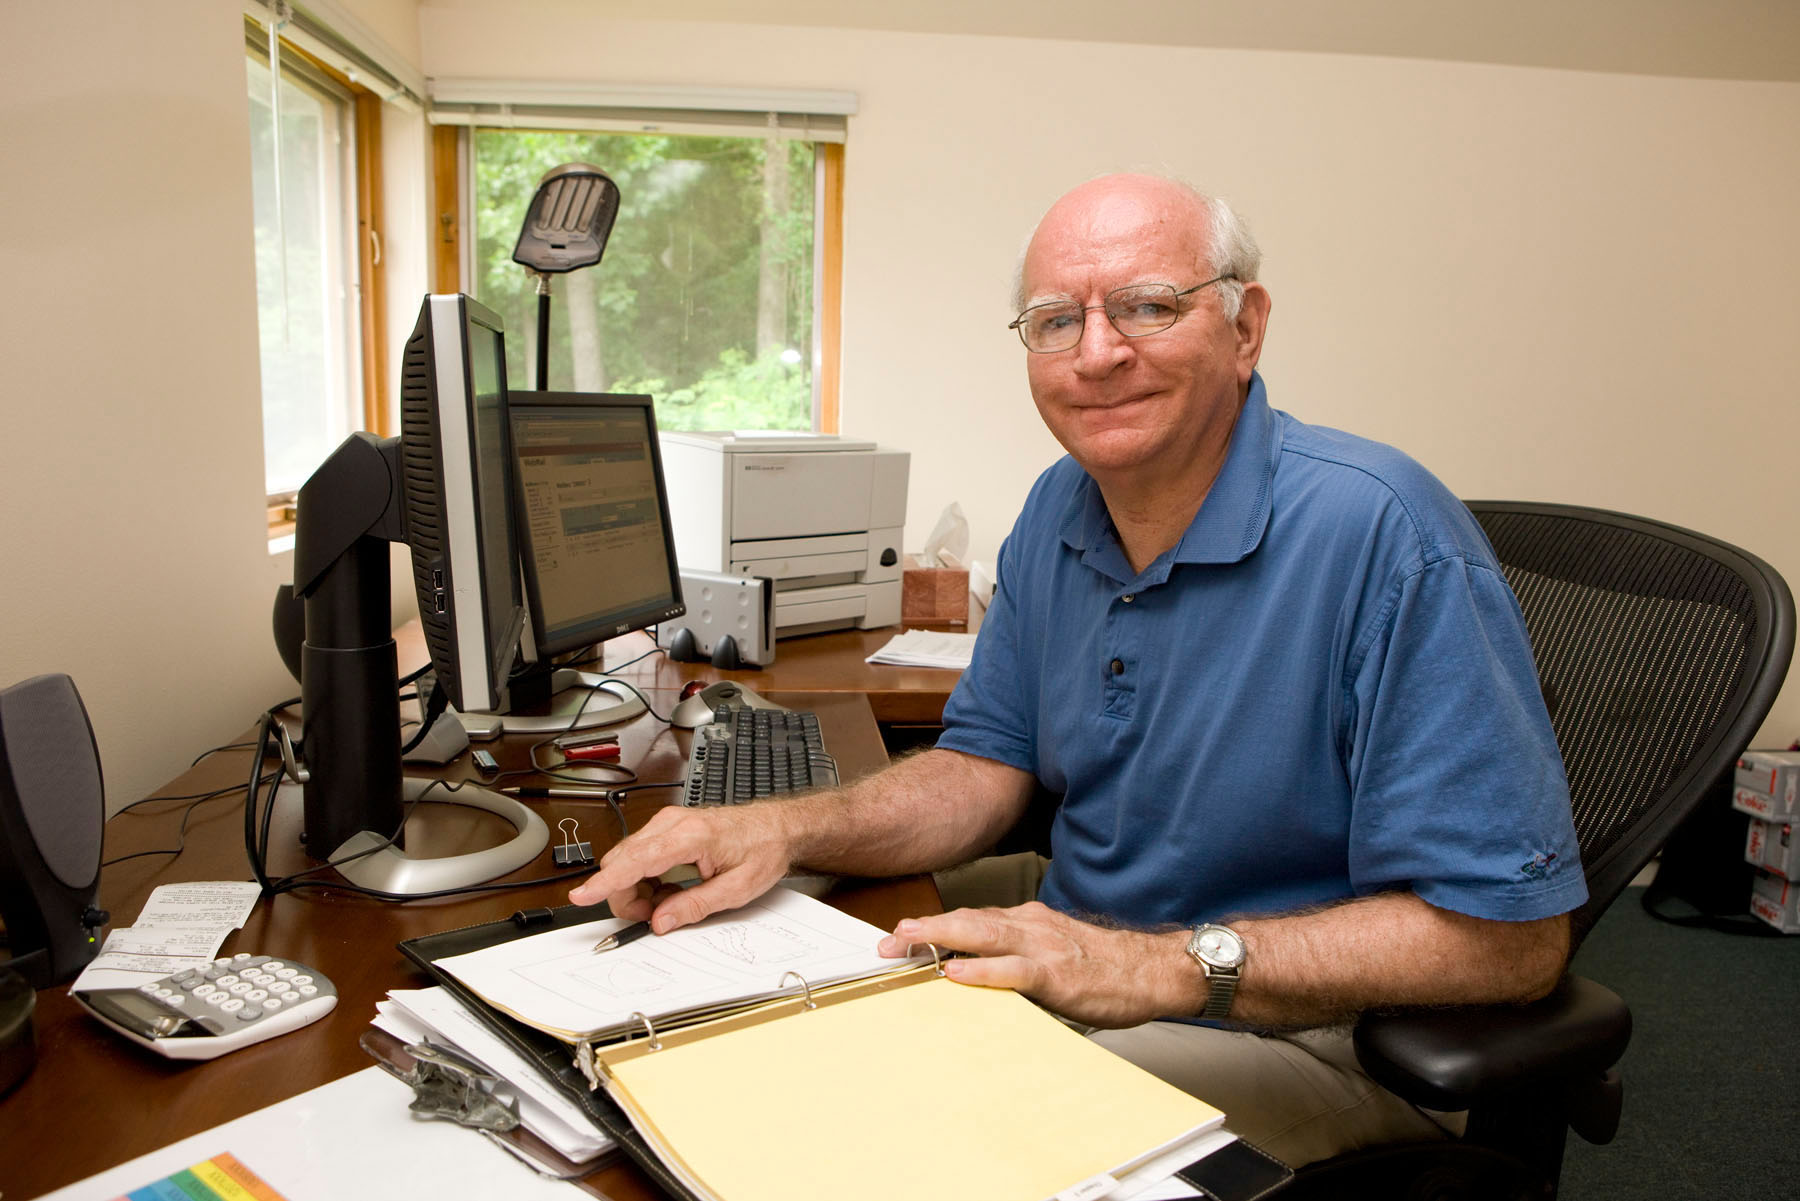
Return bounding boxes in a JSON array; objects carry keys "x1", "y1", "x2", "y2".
[{"x1": 1014, "y1": 174, "x2": 1261, "y2": 321}]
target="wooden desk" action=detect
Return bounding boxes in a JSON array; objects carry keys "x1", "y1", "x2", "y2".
[
  {"x1": 603, "y1": 627, "x2": 965, "y2": 727},
  {"x1": 1, "y1": 690, "x2": 937, "y2": 1201}
]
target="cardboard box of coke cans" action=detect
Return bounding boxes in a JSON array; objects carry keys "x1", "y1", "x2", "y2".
[
  {"x1": 1745, "y1": 817, "x2": 1799, "y2": 879},
  {"x1": 1750, "y1": 870, "x2": 1800, "y2": 933},
  {"x1": 1731, "y1": 750, "x2": 1800, "y2": 822}
]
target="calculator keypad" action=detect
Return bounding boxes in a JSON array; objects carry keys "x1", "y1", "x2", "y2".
[{"x1": 148, "y1": 954, "x2": 334, "y2": 1033}]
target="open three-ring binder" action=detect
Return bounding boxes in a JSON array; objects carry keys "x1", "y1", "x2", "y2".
[{"x1": 398, "y1": 889, "x2": 1289, "y2": 1201}]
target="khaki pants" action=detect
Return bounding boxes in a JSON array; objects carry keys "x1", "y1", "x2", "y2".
[{"x1": 934, "y1": 854, "x2": 1462, "y2": 1168}]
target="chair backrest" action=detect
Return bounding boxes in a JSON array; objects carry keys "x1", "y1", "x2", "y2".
[{"x1": 1466, "y1": 502, "x2": 1794, "y2": 945}]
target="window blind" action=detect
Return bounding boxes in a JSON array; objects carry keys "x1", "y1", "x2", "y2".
[{"x1": 427, "y1": 79, "x2": 854, "y2": 143}]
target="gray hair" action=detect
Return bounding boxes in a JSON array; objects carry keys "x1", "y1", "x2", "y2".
[
  {"x1": 1203, "y1": 194, "x2": 1261, "y2": 323},
  {"x1": 1011, "y1": 178, "x2": 1262, "y2": 322}
]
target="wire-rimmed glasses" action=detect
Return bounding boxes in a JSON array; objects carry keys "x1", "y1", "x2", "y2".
[{"x1": 1008, "y1": 275, "x2": 1237, "y2": 353}]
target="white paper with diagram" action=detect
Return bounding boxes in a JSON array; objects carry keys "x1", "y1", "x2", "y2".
[{"x1": 434, "y1": 884, "x2": 922, "y2": 1043}]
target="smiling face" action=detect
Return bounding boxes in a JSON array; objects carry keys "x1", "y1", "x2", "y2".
[{"x1": 1019, "y1": 176, "x2": 1268, "y2": 493}]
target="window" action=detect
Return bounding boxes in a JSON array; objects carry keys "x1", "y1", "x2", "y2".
[
  {"x1": 246, "y1": 38, "x2": 361, "y2": 505},
  {"x1": 470, "y1": 129, "x2": 826, "y2": 432}
]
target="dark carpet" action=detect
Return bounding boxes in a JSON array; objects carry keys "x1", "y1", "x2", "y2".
[{"x1": 1560, "y1": 886, "x2": 1800, "y2": 1199}]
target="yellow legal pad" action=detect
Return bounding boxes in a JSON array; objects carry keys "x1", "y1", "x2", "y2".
[{"x1": 597, "y1": 970, "x2": 1224, "y2": 1201}]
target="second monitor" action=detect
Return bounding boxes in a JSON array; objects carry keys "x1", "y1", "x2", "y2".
[{"x1": 480, "y1": 392, "x2": 686, "y2": 732}]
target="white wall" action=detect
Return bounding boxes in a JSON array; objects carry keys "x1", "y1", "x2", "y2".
[
  {"x1": 0, "y1": 1, "x2": 429, "y2": 814},
  {"x1": 338, "y1": 0, "x2": 423, "y2": 66},
  {"x1": 0, "y1": 2, "x2": 285, "y2": 811},
  {"x1": 419, "y1": 8, "x2": 1800, "y2": 743}
]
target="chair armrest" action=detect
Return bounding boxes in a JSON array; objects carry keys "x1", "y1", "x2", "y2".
[{"x1": 1351, "y1": 975, "x2": 1631, "y2": 1112}]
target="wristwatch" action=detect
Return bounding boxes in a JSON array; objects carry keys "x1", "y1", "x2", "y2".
[{"x1": 1186, "y1": 923, "x2": 1246, "y2": 1020}]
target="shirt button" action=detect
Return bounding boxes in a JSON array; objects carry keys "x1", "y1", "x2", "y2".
[
  {"x1": 1110, "y1": 658, "x2": 1125, "y2": 676},
  {"x1": 1121, "y1": 594, "x2": 1134, "y2": 603}
]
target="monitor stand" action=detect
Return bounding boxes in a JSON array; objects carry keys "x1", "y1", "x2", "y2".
[
  {"x1": 463, "y1": 667, "x2": 646, "y2": 735},
  {"x1": 276, "y1": 778, "x2": 547, "y2": 897}
]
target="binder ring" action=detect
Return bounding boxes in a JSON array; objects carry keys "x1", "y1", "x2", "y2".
[
  {"x1": 781, "y1": 970, "x2": 817, "y2": 1010},
  {"x1": 629, "y1": 1010, "x2": 662, "y2": 1051},
  {"x1": 905, "y1": 943, "x2": 946, "y2": 976}
]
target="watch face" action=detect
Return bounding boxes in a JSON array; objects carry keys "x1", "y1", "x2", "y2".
[{"x1": 1194, "y1": 927, "x2": 1245, "y2": 969}]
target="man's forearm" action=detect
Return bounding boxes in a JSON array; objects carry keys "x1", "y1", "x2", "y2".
[
  {"x1": 771, "y1": 747, "x2": 1034, "y2": 879},
  {"x1": 877, "y1": 881, "x2": 1571, "y2": 1031},
  {"x1": 1214, "y1": 893, "x2": 1571, "y2": 1028}
]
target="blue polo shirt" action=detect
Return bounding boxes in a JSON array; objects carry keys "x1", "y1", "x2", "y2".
[{"x1": 937, "y1": 373, "x2": 1586, "y2": 927}]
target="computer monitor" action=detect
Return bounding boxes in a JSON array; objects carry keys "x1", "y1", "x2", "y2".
[
  {"x1": 405, "y1": 295, "x2": 528, "y2": 713},
  {"x1": 285, "y1": 294, "x2": 547, "y2": 896},
  {"x1": 468, "y1": 392, "x2": 686, "y2": 732}
]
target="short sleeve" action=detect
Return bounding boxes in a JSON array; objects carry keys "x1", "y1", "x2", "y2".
[
  {"x1": 935, "y1": 535, "x2": 1038, "y2": 774},
  {"x1": 1345, "y1": 555, "x2": 1588, "y2": 921}
]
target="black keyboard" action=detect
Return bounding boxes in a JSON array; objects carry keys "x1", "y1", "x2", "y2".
[{"x1": 680, "y1": 706, "x2": 839, "y2": 806}]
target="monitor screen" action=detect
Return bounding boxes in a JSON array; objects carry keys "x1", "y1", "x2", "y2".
[
  {"x1": 508, "y1": 393, "x2": 685, "y2": 656},
  {"x1": 464, "y1": 315, "x2": 520, "y2": 688}
]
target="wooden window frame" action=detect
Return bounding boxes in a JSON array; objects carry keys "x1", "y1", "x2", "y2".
[
  {"x1": 816, "y1": 141, "x2": 844, "y2": 434},
  {"x1": 255, "y1": 32, "x2": 389, "y2": 539}
]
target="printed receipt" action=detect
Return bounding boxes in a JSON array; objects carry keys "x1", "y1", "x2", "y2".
[{"x1": 71, "y1": 881, "x2": 263, "y2": 992}]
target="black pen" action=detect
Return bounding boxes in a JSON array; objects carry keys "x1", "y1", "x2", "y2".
[
  {"x1": 593, "y1": 921, "x2": 654, "y2": 953},
  {"x1": 503, "y1": 786, "x2": 614, "y2": 800}
]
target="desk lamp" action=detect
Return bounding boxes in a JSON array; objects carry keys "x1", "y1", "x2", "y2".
[{"x1": 511, "y1": 163, "x2": 619, "y2": 390}]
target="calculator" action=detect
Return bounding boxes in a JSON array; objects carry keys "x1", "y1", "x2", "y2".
[{"x1": 73, "y1": 952, "x2": 338, "y2": 1061}]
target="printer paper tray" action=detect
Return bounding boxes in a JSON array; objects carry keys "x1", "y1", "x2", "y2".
[
  {"x1": 773, "y1": 584, "x2": 868, "y2": 629},
  {"x1": 735, "y1": 549, "x2": 869, "y2": 580}
]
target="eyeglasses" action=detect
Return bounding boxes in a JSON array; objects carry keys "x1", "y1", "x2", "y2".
[{"x1": 1007, "y1": 276, "x2": 1238, "y2": 354}]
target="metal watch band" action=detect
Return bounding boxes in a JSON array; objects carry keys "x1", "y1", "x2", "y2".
[{"x1": 1199, "y1": 969, "x2": 1238, "y2": 1020}]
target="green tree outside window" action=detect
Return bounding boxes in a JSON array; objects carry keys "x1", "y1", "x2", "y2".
[{"x1": 473, "y1": 129, "x2": 816, "y2": 431}]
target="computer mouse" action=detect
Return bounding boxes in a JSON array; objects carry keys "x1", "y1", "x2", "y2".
[
  {"x1": 670, "y1": 685, "x2": 725, "y2": 729},
  {"x1": 669, "y1": 681, "x2": 783, "y2": 729}
]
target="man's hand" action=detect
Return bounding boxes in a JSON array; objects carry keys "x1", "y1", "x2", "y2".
[
  {"x1": 876, "y1": 902, "x2": 1196, "y2": 1029},
  {"x1": 566, "y1": 748, "x2": 1037, "y2": 935},
  {"x1": 567, "y1": 804, "x2": 796, "y2": 933}
]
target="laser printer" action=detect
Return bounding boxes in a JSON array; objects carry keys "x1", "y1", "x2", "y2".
[{"x1": 659, "y1": 431, "x2": 909, "y2": 638}]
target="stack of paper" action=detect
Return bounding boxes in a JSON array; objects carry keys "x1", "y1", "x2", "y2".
[
  {"x1": 372, "y1": 984, "x2": 616, "y2": 1165},
  {"x1": 865, "y1": 628, "x2": 979, "y2": 669}
]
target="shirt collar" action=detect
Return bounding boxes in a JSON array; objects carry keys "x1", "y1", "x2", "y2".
[{"x1": 1058, "y1": 372, "x2": 1279, "y2": 584}]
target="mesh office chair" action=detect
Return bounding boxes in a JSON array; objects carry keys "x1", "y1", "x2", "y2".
[{"x1": 1287, "y1": 501, "x2": 1795, "y2": 1201}]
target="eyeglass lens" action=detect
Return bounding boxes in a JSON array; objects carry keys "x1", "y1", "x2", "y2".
[{"x1": 1015, "y1": 284, "x2": 1184, "y2": 352}]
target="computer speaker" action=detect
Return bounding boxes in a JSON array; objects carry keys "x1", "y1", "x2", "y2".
[
  {"x1": 0, "y1": 674, "x2": 108, "y2": 989},
  {"x1": 272, "y1": 583, "x2": 306, "y2": 684},
  {"x1": 658, "y1": 571, "x2": 776, "y2": 668}
]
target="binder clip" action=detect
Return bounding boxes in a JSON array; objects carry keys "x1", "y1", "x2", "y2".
[
  {"x1": 554, "y1": 818, "x2": 594, "y2": 867},
  {"x1": 378, "y1": 1038, "x2": 521, "y2": 1134}
]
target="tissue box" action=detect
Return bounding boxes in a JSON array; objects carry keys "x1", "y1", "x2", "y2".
[{"x1": 902, "y1": 555, "x2": 969, "y2": 625}]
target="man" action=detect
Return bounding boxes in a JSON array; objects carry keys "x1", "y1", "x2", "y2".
[{"x1": 570, "y1": 174, "x2": 1586, "y2": 1167}]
